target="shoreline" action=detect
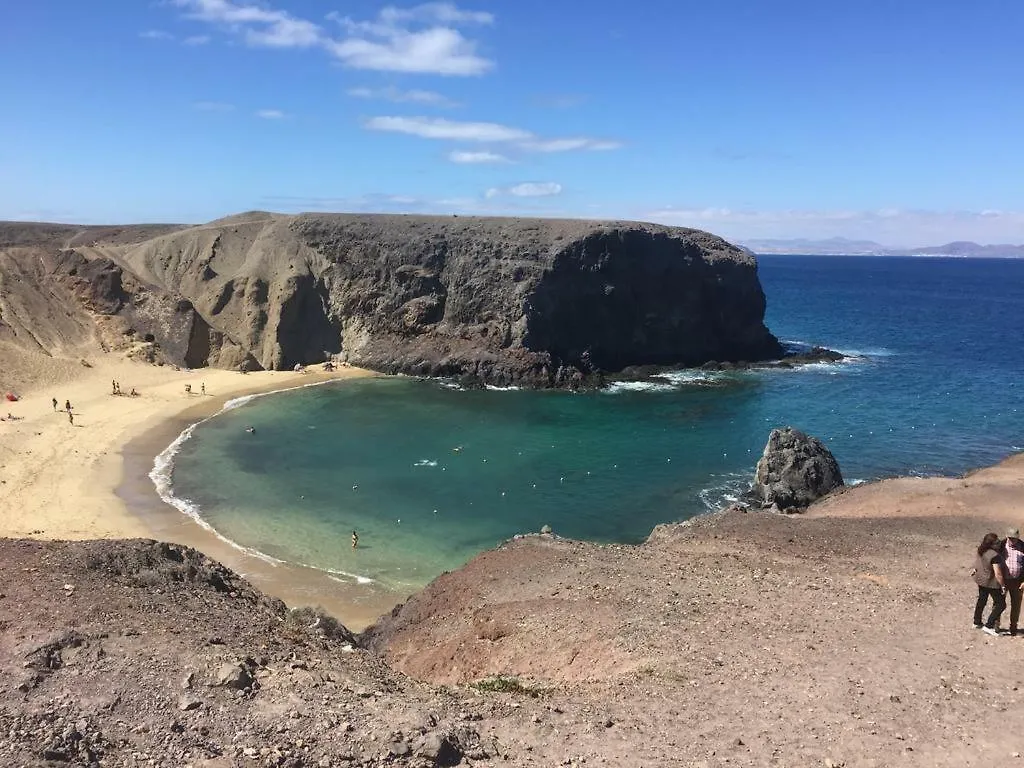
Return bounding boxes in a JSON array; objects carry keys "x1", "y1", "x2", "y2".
[
  {"x1": 117, "y1": 390, "x2": 405, "y2": 629},
  {"x1": 4, "y1": 353, "x2": 1022, "y2": 634},
  {"x1": 0, "y1": 356, "x2": 402, "y2": 630}
]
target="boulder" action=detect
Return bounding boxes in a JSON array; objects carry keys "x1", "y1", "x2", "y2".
[{"x1": 752, "y1": 427, "x2": 844, "y2": 511}]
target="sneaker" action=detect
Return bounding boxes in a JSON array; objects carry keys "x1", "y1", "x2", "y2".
[
  {"x1": 983, "y1": 627, "x2": 1000, "y2": 636},
  {"x1": 974, "y1": 624, "x2": 984, "y2": 629}
]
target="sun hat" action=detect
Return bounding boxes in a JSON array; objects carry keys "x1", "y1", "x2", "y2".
[{"x1": 1008, "y1": 527, "x2": 1021, "y2": 538}]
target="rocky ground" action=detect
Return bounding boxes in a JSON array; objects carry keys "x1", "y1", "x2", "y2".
[{"x1": 3, "y1": 457, "x2": 1024, "y2": 767}]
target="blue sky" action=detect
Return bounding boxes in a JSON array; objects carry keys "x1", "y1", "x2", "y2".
[{"x1": 3, "y1": 0, "x2": 1023, "y2": 245}]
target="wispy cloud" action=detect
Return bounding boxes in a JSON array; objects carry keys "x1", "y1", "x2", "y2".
[
  {"x1": 260, "y1": 191, "x2": 564, "y2": 217},
  {"x1": 448, "y1": 150, "x2": 511, "y2": 164},
  {"x1": 347, "y1": 86, "x2": 458, "y2": 108},
  {"x1": 520, "y1": 137, "x2": 621, "y2": 152},
  {"x1": 487, "y1": 182, "x2": 563, "y2": 198},
  {"x1": 324, "y1": 27, "x2": 490, "y2": 75},
  {"x1": 171, "y1": 0, "x2": 493, "y2": 76},
  {"x1": 140, "y1": 29, "x2": 175, "y2": 40},
  {"x1": 175, "y1": 0, "x2": 320, "y2": 47},
  {"x1": 364, "y1": 115, "x2": 618, "y2": 154},
  {"x1": 376, "y1": 3, "x2": 494, "y2": 26},
  {"x1": 256, "y1": 109, "x2": 288, "y2": 119},
  {"x1": 642, "y1": 207, "x2": 1024, "y2": 247},
  {"x1": 183, "y1": 34, "x2": 212, "y2": 46},
  {"x1": 365, "y1": 116, "x2": 530, "y2": 142},
  {"x1": 192, "y1": 100, "x2": 235, "y2": 112}
]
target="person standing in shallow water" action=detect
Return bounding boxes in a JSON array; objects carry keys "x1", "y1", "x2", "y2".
[
  {"x1": 973, "y1": 532, "x2": 1005, "y2": 635},
  {"x1": 351, "y1": 530, "x2": 358, "y2": 549}
]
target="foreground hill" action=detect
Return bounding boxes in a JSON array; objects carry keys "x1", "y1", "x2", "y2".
[
  {"x1": 0, "y1": 213, "x2": 782, "y2": 389},
  {"x1": 3, "y1": 455, "x2": 1023, "y2": 766}
]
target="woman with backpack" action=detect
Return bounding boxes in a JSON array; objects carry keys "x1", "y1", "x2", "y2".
[{"x1": 974, "y1": 532, "x2": 1006, "y2": 635}]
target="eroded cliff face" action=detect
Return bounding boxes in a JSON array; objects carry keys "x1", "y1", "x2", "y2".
[{"x1": 1, "y1": 213, "x2": 782, "y2": 387}]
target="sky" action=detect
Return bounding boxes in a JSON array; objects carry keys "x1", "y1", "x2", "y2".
[{"x1": 3, "y1": 0, "x2": 1023, "y2": 245}]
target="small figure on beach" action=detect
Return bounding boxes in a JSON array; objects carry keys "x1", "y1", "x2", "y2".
[
  {"x1": 185, "y1": 384, "x2": 192, "y2": 395},
  {"x1": 200, "y1": 382, "x2": 206, "y2": 395},
  {"x1": 112, "y1": 380, "x2": 120, "y2": 395},
  {"x1": 67, "y1": 411, "x2": 74, "y2": 425},
  {"x1": 973, "y1": 532, "x2": 1005, "y2": 635},
  {"x1": 129, "y1": 388, "x2": 138, "y2": 397},
  {"x1": 51, "y1": 397, "x2": 58, "y2": 411},
  {"x1": 64, "y1": 400, "x2": 71, "y2": 413},
  {"x1": 1000, "y1": 529, "x2": 1024, "y2": 636},
  {"x1": 351, "y1": 530, "x2": 359, "y2": 549}
]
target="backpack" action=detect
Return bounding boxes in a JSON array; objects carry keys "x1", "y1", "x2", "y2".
[{"x1": 973, "y1": 552, "x2": 995, "y2": 586}]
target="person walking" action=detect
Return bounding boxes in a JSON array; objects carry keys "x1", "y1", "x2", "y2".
[
  {"x1": 68, "y1": 410, "x2": 74, "y2": 426},
  {"x1": 64, "y1": 399, "x2": 71, "y2": 413},
  {"x1": 1000, "y1": 529, "x2": 1024, "y2": 636},
  {"x1": 351, "y1": 530, "x2": 359, "y2": 550},
  {"x1": 973, "y1": 532, "x2": 1006, "y2": 635},
  {"x1": 51, "y1": 397, "x2": 57, "y2": 411}
]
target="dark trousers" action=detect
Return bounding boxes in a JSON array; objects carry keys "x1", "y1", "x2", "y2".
[
  {"x1": 975, "y1": 586, "x2": 1006, "y2": 628},
  {"x1": 1007, "y1": 579, "x2": 1023, "y2": 633}
]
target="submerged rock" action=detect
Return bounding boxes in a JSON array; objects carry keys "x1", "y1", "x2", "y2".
[{"x1": 752, "y1": 427, "x2": 844, "y2": 511}]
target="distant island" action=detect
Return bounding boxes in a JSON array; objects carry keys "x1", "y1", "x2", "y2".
[{"x1": 741, "y1": 236, "x2": 1024, "y2": 257}]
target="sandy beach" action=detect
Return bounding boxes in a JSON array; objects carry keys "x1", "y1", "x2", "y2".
[{"x1": 0, "y1": 354, "x2": 402, "y2": 628}]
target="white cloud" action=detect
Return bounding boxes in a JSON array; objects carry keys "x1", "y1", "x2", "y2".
[
  {"x1": 260, "y1": 191, "x2": 566, "y2": 217},
  {"x1": 173, "y1": 0, "x2": 493, "y2": 76},
  {"x1": 193, "y1": 100, "x2": 235, "y2": 111},
  {"x1": 365, "y1": 116, "x2": 531, "y2": 142},
  {"x1": 325, "y1": 27, "x2": 490, "y2": 75},
  {"x1": 448, "y1": 150, "x2": 511, "y2": 164},
  {"x1": 642, "y1": 207, "x2": 1024, "y2": 247},
  {"x1": 183, "y1": 34, "x2": 211, "y2": 45},
  {"x1": 521, "y1": 137, "x2": 622, "y2": 152},
  {"x1": 256, "y1": 109, "x2": 288, "y2": 119},
  {"x1": 175, "y1": 0, "x2": 320, "y2": 47},
  {"x1": 347, "y1": 86, "x2": 457, "y2": 107},
  {"x1": 364, "y1": 115, "x2": 618, "y2": 154},
  {"x1": 487, "y1": 182, "x2": 563, "y2": 198},
  {"x1": 378, "y1": 3, "x2": 494, "y2": 26},
  {"x1": 140, "y1": 29, "x2": 174, "y2": 40}
]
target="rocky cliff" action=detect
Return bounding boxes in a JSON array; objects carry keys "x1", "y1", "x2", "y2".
[{"x1": 2, "y1": 213, "x2": 783, "y2": 387}]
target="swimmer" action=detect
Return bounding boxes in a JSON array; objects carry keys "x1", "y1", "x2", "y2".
[
  {"x1": 452, "y1": 446, "x2": 463, "y2": 453},
  {"x1": 245, "y1": 426, "x2": 255, "y2": 434},
  {"x1": 351, "y1": 530, "x2": 358, "y2": 549}
]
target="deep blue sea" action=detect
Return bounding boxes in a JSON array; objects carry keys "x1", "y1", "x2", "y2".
[{"x1": 155, "y1": 256, "x2": 1024, "y2": 592}]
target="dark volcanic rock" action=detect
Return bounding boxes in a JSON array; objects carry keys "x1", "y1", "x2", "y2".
[
  {"x1": 3, "y1": 214, "x2": 784, "y2": 387},
  {"x1": 104, "y1": 213, "x2": 782, "y2": 387},
  {"x1": 751, "y1": 427, "x2": 845, "y2": 511}
]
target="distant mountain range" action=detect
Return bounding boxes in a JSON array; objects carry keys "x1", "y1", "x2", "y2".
[{"x1": 740, "y1": 237, "x2": 1024, "y2": 257}]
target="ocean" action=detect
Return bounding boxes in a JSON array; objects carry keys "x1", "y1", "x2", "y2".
[{"x1": 154, "y1": 255, "x2": 1024, "y2": 593}]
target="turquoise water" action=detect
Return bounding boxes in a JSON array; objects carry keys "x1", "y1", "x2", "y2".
[{"x1": 162, "y1": 256, "x2": 1024, "y2": 591}]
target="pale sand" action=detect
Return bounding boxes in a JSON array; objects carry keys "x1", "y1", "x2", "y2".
[{"x1": 0, "y1": 355, "x2": 401, "y2": 629}]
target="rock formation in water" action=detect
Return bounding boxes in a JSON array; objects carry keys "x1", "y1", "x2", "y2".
[
  {"x1": 751, "y1": 426, "x2": 845, "y2": 511},
  {"x1": 1, "y1": 213, "x2": 784, "y2": 387}
]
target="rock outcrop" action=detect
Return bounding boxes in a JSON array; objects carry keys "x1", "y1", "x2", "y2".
[
  {"x1": 1, "y1": 213, "x2": 785, "y2": 387},
  {"x1": 751, "y1": 426, "x2": 844, "y2": 510}
]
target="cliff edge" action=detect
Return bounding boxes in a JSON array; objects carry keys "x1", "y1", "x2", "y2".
[{"x1": 1, "y1": 214, "x2": 782, "y2": 388}]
